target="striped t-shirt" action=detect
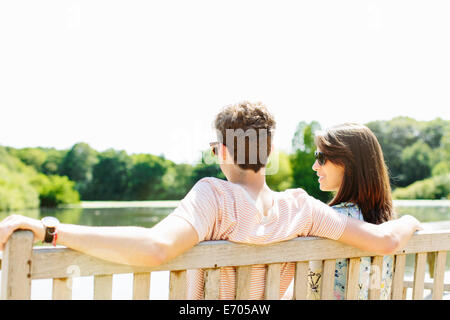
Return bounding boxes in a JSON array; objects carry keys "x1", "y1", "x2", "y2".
[{"x1": 169, "y1": 177, "x2": 348, "y2": 300}]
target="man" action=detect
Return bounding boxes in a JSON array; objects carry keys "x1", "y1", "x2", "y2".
[{"x1": 0, "y1": 101, "x2": 421, "y2": 299}]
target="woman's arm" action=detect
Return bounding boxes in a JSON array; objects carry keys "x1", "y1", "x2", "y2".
[
  {"x1": 0, "y1": 214, "x2": 199, "y2": 267},
  {"x1": 304, "y1": 194, "x2": 422, "y2": 255},
  {"x1": 338, "y1": 214, "x2": 422, "y2": 255}
]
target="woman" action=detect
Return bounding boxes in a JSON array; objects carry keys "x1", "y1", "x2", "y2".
[{"x1": 309, "y1": 122, "x2": 395, "y2": 300}]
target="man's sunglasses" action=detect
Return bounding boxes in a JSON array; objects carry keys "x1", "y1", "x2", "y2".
[
  {"x1": 210, "y1": 142, "x2": 220, "y2": 156},
  {"x1": 314, "y1": 151, "x2": 326, "y2": 166}
]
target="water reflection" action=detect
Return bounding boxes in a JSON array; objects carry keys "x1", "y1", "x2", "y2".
[
  {"x1": 1, "y1": 202, "x2": 449, "y2": 229},
  {"x1": 396, "y1": 206, "x2": 450, "y2": 222},
  {"x1": 1, "y1": 206, "x2": 175, "y2": 228}
]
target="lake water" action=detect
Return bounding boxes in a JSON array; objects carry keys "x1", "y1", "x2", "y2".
[
  {"x1": 3, "y1": 200, "x2": 449, "y2": 229},
  {"x1": 0, "y1": 200, "x2": 449, "y2": 299}
]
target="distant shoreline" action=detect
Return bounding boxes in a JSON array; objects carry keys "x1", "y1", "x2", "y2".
[
  {"x1": 393, "y1": 199, "x2": 450, "y2": 207},
  {"x1": 60, "y1": 199, "x2": 450, "y2": 209},
  {"x1": 63, "y1": 200, "x2": 181, "y2": 209}
]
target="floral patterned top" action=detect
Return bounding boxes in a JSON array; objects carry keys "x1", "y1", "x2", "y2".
[{"x1": 307, "y1": 202, "x2": 394, "y2": 300}]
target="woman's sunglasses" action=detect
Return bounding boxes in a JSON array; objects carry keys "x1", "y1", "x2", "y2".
[{"x1": 314, "y1": 151, "x2": 326, "y2": 166}]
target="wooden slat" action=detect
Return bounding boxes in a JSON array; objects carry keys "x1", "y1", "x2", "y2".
[
  {"x1": 369, "y1": 256, "x2": 383, "y2": 300},
  {"x1": 321, "y1": 259, "x2": 336, "y2": 300},
  {"x1": 94, "y1": 274, "x2": 113, "y2": 300},
  {"x1": 236, "y1": 266, "x2": 252, "y2": 300},
  {"x1": 345, "y1": 258, "x2": 361, "y2": 300},
  {"x1": 265, "y1": 263, "x2": 281, "y2": 300},
  {"x1": 133, "y1": 272, "x2": 151, "y2": 300},
  {"x1": 293, "y1": 262, "x2": 309, "y2": 300},
  {"x1": 0, "y1": 230, "x2": 34, "y2": 300},
  {"x1": 204, "y1": 268, "x2": 220, "y2": 300},
  {"x1": 29, "y1": 230, "x2": 450, "y2": 280},
  {"x1": 381, "y1": 256, "x2": 394, "y2": 300},
  {"x1": 427, "y1": 252, "x2": 436, "y2": 278},
  {"x1": 391, "y1": 254, "x2": 406, "y2": 300},
  {"x1": 52, "y1": 277, "x2": 73, "y2": 300},
  {"x1": 307, "y1": 260, "x2": 323, "y2": 300},
  {"x1": 403, "y1": 280, "x2": 450, "y2": 291},
  {"x1": 432, "y1": 251, "x2": 447, "y2": 300},
  {"x1": 402, "y1": 287, "x2": 408, "y2": 300},
  {"x1": 412, "y1": 253, "x2": 427, "y2": 300},
  {"x1": 169, "y1": 270, "x2": 187, "y2": 300}
]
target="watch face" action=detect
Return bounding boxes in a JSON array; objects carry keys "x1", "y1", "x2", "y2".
[{"x1": 41, "y1": 216, "x2": 59, "y2": 228}]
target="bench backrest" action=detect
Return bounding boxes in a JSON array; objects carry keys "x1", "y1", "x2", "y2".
[{"x1": 1, "y1": 229, "x2": 449, "y2": 300}]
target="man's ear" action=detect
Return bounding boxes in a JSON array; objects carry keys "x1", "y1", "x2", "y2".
[{"x1": 220, "y1": 144, "x2": 234, "y2": 165}]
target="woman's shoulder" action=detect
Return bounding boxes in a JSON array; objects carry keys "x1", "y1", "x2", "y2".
[{"x1": 332, "y1": 202, "x2": 363, "y2": 220}]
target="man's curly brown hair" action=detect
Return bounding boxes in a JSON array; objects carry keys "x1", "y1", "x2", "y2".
[{"x1": 214, "y1": 101, "x2": 276, "y2": 173}]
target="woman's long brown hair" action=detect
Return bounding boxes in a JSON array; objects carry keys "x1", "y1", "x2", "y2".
[{"x1": 314, "y1": 123, "x2": 394, "y2": 224}]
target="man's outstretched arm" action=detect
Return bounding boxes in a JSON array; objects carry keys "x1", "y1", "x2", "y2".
[{"x1": 0, "y1": 214, "x2": 199, "y2": 267}]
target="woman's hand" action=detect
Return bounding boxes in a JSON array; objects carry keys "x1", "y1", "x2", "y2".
[
  {"x1": 0, "y1": 214, "x2": 45, "y2": 250},
  {"x1": 338, "y1": 214, "x2": 424, "y2": 255},
  {"x1": 401, "y1": 214, "x2": 424, "y2": 232}
]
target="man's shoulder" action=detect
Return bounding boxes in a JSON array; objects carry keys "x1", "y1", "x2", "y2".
[
  {"x1": 193, "y1": 177, "x2": 232, "y2": 196},
  {"x1": 271, "y1": 187, "x2": 315, "y2": 211},
  {"x1": 277, "y1": 187, "x2": 309, "y2": 199},
  {"x1": 197, "y1": 177, "x2": 228, "y2": 187},
  {"x1": 197, "y1": 176, "x2": 224, "y2": 183}
]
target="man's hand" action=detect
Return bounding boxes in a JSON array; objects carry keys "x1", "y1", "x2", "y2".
[{"x1": 0, "y1": 214, "x2": 45, "y2": 250}]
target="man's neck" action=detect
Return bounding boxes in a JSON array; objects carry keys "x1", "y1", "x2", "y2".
[{"x1": 228, "y1": 168, "x2": 271, "y2": 198}]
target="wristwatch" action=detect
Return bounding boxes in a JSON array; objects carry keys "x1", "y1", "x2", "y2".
[{"x1": 41, "y1": 216, "x2": 60, "y2": 246}]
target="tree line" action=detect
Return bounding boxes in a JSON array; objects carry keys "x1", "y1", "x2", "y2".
[{"x1": 0, "y1": 116, "x2": 448, "y2": 211}]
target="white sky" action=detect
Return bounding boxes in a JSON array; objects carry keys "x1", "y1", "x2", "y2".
[{"x1": 1, "y1": 1, "x2": 449, "y2": 164}]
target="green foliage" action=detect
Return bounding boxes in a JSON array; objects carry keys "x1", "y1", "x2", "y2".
[
  {"x1": 11, "y1": 147, "x2": 47, "y2": 172},
  {"x1": 127, "y1": 154, "x2": 168, "y2": 200},
  {"x1": 290, "y1": 121, "x2": 331, "y2": 202},
  {"x1": 6, "y1": 146, "x2": 67, "y2": 176},
  {"x1": 1, "y1": 146, "x2": 37, "y2": 175},
  {"x1": 366, "y1": 117, "x2": 421, "y2": 187},
  {"x1": 86, "y1": 149, "x2": 132, "y2": 200},
  {"x1": 399, "y1": 141, "x2": 433, "y2": 186},
  {"x1": 60, "y1": 143, "x2": 98, "y2": 196},
  {"x1": 0, "y1": 147, "x2": 40, "y2": 211},
  {"x1": 0, "y1": 164, "x2": 40, "y2": 211},
  {"x1": 31, "y1": 174, "x2": 80, "y2": 207},
  {"x1": 418, "y1": 118, "x2": 447, "y2": 149},
  {"x1": 266, "y1": 151, "x2": 293, "y2": 191},
  {"x1": 432, "y1": 161, "x2": 450, "y2": 177},
  {"x1": 392, "y1": 173, "x2": 450, "y2": 200},
  {"x1": 188, "y1": 149, "x2": 226, "y2": 183},
  {"x1": 0, "y1": 146, "x2": 80, "y2": 210},
  {"x1": 291, "y1": 121, "x2": 321, "y2": 153},
  {"x1": 191, "y1": 163, "x2": 226, "y2": 182},
  {"x1": 366, "y1": 117, "x2": 450, "y2": 188},
  {"x1": 40, "y1": 148, "x2": 67, "y2": 176},
  {"x1": 161, "y1": 163, "x2": 195, "y2": 200}
]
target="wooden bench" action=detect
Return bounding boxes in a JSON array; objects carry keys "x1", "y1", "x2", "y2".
[{"x1": 1, "y1": 229, "x2": 449, "y2": 300}]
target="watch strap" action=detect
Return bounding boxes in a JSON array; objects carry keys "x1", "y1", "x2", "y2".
[{"x1": 44, "y1": 226, "x2": 56, "y2": 243}]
